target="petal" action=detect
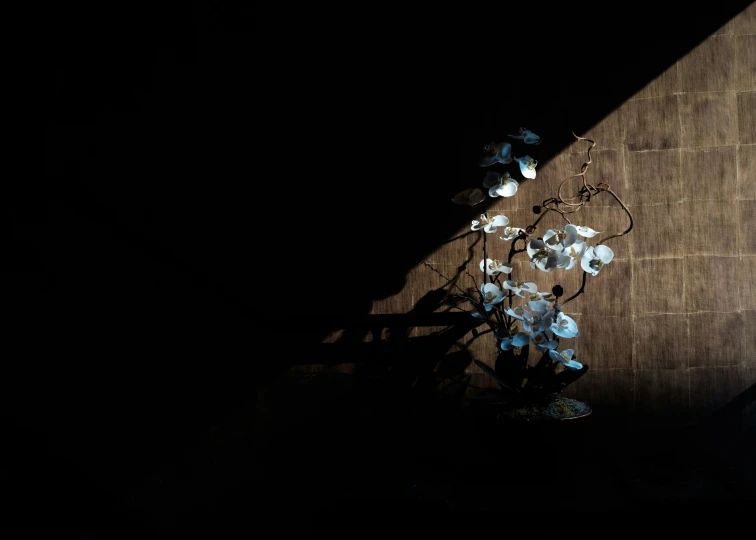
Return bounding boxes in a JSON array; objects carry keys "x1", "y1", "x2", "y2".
[
  {"x1": 563, "y1": 225, "x2": 578, "y2": 247},
  {"x1": 497, "y1": 180, "x2": 519, "y2": 197},
  {"x1": 543, "y1": 254, "x2": 560, "y2": 271},
  {"x1": 535, "y1": 257, "x2": 555, "y2": 272},
  {"x1": 556, "y1": 253, "x2": 574, "y2": 269},
  {"x1": 551, "y1": 323, "x2": 578, "y2": 338},
  {"x1": 524, "y1": 133, "x2": 541, "y2": 144},
  {"x1": 527, "y1": 299, "x2": 550, "y2": 314},
  {"x1": 575, "y1": 225, "x2": 601, "y2": 237},
  {"x1": 495, "y1": 142, "x2": 513, "y2": 164},
  {"x1": 512, "y1": 333, "x2": 531, "y2": 346},
  {"x1": 549, "y1": 350, "x2": 563, "y2": 363},
  {"x1": 581, "y1": 248, "x2": 597, "y2": 274},
  {"x1": 500, "y1": 227, "x2": 523, "y2": 241},
  {"x1": 519, "y1": 160, "x2": 536, "y2": 179},
  {"x1": 481, "y1": 283, "x2": 502, "y2": 295},
  {"x1": 521, "y1": 282, "x2": 538, "y2": 294},
  {"x1": 527, "y1": 300, "x2": 549, "y2": 315},
  {"x1": 482, "y1": 171, "x2": 502, "y2": 189},
  {"x1": 563, "y1": 359, "x2": 583, "y2": 370},
  {"x1": 559, "y1": 314, "x2": 579, "y2": 334},
  {"x1": 527, "y1": 239, "x2": 546, "y2": 258},
  {"x1": 543, "y1": 229, "x2": 560, "y2": 249},
  {"x1": 489, "y1": 214, "x2": 509, "y2": 228},
  {"x1": 500, "y1": 338, "x2": 514, "y2": 350},
  {"x1": 569, "y1": 240, "x2": 588, "y2": 258},
  {"x1": 595, "y1": 244, "x2": 615, "y2": 264},
  {"x1": 543, "y1": 339, "x2": 558, "y2": 350}
]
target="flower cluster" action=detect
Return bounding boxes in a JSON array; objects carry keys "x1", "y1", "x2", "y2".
[{"x1": 449, "y1": 129, "x2": 632, "y2": 401}]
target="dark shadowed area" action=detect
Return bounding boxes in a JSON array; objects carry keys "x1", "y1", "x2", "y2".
[{"x1": 22, "y1": 0, "x2": 756, "y2": 529}]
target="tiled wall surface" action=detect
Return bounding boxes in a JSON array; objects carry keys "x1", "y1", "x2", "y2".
[{"x1": 369, "y1": 3, "x2": 756, "y2": 421}]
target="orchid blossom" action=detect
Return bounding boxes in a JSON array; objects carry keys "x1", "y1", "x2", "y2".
[
  {"x1": 526, "y1": 291, "x2": 554, "y2": 315},
  {"x1": 527, "y1": 239, "x2": 570, "y2": 272},
  {"x1": 543, "y1": 224, "x2": 579, "y2": 253},
  {"x1": 532, "y1": 331, "x2": 559, "y2": 352},
  {"x1": 575, "y1": 225, "x2": 602, "y2": 238},
  {"x1": 479, "y1": 141, "x2": 513, "y2": 167},
  {"x1": 480, "y1": 283, "x2": 505, "y2": 311},
  {"x1": 480, "y1": 258, "x2": 513, "y2": 276},
  {"x1": 514, "y1": 155, "x2": 538, "y2": 179},
  {"x1": 551, "y1": 311, "x2": 579, "y2": 338},
  {"x1": 506, "y1": 305, "x2": 554, "y2": 334},
  {"x1": 549, "y1": 349, "x2": 583, "y2": 370},
  {"x1": 561, "y1": 240, "x2": 588, "y2": 269},
  {"x1": 502, "y1": 280, "x2": 538, "y2": 298},
  {"x1": 581, "y1": 245, "x2": 614, "y2": 276},
  {"x1": 483, "y1": 171, "x2": 519, "y2": 198},
  {"x1": 500, "y1": 225, "x2": 525, "y2": 241},
  {"x1": 509, "y1": 127, "x2": 541, "y2": 145},
  {"x1": 471, "y1": 213, "x2": 509, "y2": 233}
]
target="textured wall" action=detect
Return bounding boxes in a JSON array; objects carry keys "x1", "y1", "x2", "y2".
[{"x1": 362, "y1": 4, "x2": 756, "y2": 421}]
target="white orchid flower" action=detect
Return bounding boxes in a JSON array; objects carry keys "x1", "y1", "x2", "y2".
[
  {"x1": 555, "y1": 240, "x2": 587, "y2": 270},
  {"x1": 543, "y1": 224, "x2": 579, "y2": 253},
  {"x1": 496, "y1": 327, "x2": 531, "y2": 350},
  {"x1": 502, "y1": 280, "x2": 538, "y2": 298},
  {"x1": 471, "y1": 213, "x2": 509, "y2": 233},
  {"x1": 500, "y1": 333, "x2": 532, "y2": 350},
  {"x1": 506, "y1": 305, "x2": 534, "y2": 323},
  {"x1": 563, "y1": 240, "x2": 588, "y2": 260},
  {"x1": 526, "y1": 291, "x2": 554, "y2": 315},
  {"x1": 575, "y1": 225, "x2": 602, "y2": 238},
  {"x1": 480, "y1": 282, "x2": 505, "y2": 311},
  {"x1": 527, "y1": 239, "x2": 568, "y2": 272},
  {"x1": 549, "y1": 349, "x2": 583, "y2": 370},
  {"x1": 499, "y1": 226, "x2": 525, "y2": 241},
  {"x1": 532, "y1": 331, "x2": 558, "y2": 352},
  {"x1": 551, "y1": 311, "x2": 579, "y2": 338},
  {"x1": 451, "y1": 187, "x2": 486, "y2": 206},
  {"x1": 509, "y1": 127, "x2": 541, "y2": 145},
  {"x1": 505, "y1": 306, "x2": 553, "y2": 335},
  {"x1": 581, "y1": 245, "x2": 614, "y2": 276},
  {"x1": 514, "y1": 155, "x2": 538, "y2": 179},
  {"x1": 480, "y1": 258, "x2": 513, "y2": 276},
  {"x1": 482, "y1": 171, "x2": 519, "y2": 198},
  {"x1": 479, "y1": 141, "x2": 513, "y2": 167}
]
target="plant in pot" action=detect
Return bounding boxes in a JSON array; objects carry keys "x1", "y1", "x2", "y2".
[{"x1": 447, "y1": 128, "x2": 633, "y2": 422}]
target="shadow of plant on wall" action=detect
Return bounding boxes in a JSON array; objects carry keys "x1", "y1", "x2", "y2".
[{"x1": 429, "y1": 129, "x2": 634, "y2": 421}]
